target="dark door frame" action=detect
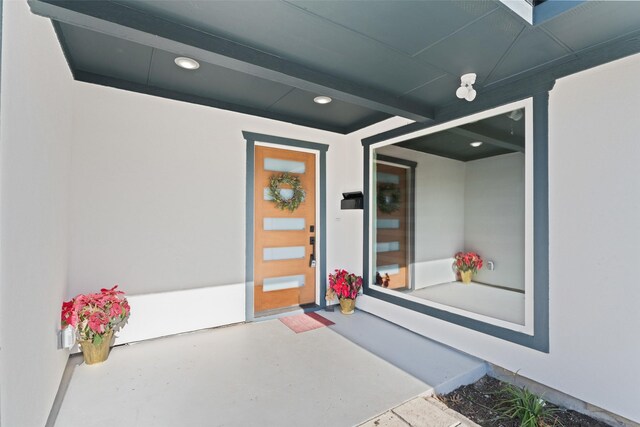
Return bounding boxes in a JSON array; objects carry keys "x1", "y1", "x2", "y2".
[
  {"x1": 242, "y1": 131, "x2": 329, "y2": 321},
  {"x1": 374, "y1": 154, "x2": 417, "y2": 290}
]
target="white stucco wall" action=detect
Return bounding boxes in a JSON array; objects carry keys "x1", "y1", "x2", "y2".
[
  {"x1": 376, "y1": 145, "x2": 465, "y2": 287},
  {"x1": 0, "y1": 2, "x2": 74, "y2": 426},
  {"x1": 68, "y1": 80, "x2": 407, "y2": 343},
  {"x1": 358, "y1": 53, "x2": 640, "y2": 422},
  {"x1": 465, "y1": 152, "x2": 525, "y2": 290}
]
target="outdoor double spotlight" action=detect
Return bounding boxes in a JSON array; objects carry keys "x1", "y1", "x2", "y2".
[{"x1": 455, "y1": 73, "x2": 477, "y2": 102}]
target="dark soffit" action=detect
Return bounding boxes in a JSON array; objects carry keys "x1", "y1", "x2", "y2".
[
  {"x1": 28, "y1": 0, "x2": 640, "y2": 135},
  {"x1": 394, "y1": 109, "x2": 525, "y2": 162}
]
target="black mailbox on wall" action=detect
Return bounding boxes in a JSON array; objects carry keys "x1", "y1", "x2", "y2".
[{"x1": 341, "y1": 191, "x2": 363, "y2": 210}]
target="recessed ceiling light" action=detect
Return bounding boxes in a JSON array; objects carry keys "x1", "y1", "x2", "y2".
[
  {"x1": 174, "y1": 56, "x2": 200, "y2": 70},
  {"x1": 470, "y1": 141, "x2": 483, "y2": 148},
  {"x1": 313, "y1": 96, "x2": 332, "y2": 105}
]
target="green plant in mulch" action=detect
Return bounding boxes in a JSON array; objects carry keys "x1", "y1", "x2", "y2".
[{"x1": 497, "y1": 383, "x2": 561, "y2": 427}]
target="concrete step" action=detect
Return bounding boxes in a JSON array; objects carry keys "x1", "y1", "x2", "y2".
[{"x1": 322, "y1": 309, "x2": 487, "y2": 394}]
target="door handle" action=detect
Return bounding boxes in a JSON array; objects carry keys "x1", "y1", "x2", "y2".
[{"x1": 309, "y1": 236, "x2": 316, "y2": 268}]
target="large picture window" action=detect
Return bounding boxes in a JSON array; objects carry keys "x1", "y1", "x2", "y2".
[{"x1": 364, "y1": 97, "x2": 549, "y2": 350}]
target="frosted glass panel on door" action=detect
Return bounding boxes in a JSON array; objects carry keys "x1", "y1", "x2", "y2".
[
  {"x1": 263, "y1": 187, "x2": 294, "y2": 201},
  {"x1": 264, "y1": 246, "x2": 305, "y2": 261},
  {"x1": 377, "y1": 172, "x2": 400, "y2": 184},
  {"x1": 264, "y1": 218, "x2": 305, "y2": 231},
  {"x1": 376, "y1": 241, "x2": 400, "y2": 252},
  {"x1": 378, "y1": 264, "x2": 400, "y2": 276},
  {"x1": 263, "y1": 274, "x2": 305, "y2": 292},
  {"x1": 377, "y1": 219, "x2": 400, "y2": 229},
  {"x1": 264, "y1": 158, "x2": 306, "y2": 173}
]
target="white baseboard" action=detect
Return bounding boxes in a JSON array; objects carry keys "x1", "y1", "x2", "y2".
[
  {"x1": 114, "y1": 284, "x2": 246, "y2": 345},
  {"x1": 414, "y1": 258, "x2": 456, "y2": 289},
  {"x1": 70, "y1": 284, "x2": 246, "y2": 352}
]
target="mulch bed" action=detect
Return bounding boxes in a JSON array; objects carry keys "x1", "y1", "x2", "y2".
[{"x1": 440, "y1": 376, "x2": 611, "y2": 427}]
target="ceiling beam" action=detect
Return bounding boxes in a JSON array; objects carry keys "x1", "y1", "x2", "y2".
[
  {"x1": 73, "y1": 70, "x2": 352, "y2": 135},
  {"x1": 446, "y1": 127, "x2": 524, "y2": 153},
  {"x1": 28, "y1": 0, "x2": 434, "y2": 123}
]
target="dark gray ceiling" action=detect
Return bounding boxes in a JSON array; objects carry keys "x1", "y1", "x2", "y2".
[
  {"x1": 396, "y1": 108, "x2": 525, "y2": 162},
  {"x1": 57, "y1": 22, "x2": 389, "y2": 133},
  {"x1": 28, "y1": 0, "x2": 640, "y2": 134}
]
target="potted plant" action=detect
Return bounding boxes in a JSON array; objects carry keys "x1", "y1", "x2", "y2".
[
  {"x1": 327, "y1": 269, "x2": 363, "y2": 315},
  {"x1": 61, "y1": 285, "x2": 130, "y2": 364},
  {"x1": 454, "y1": 252, "x2": 483, "y2": 284}
]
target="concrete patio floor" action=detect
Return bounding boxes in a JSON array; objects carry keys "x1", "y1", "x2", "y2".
[{"x1": 53, "y1": 311, "x2": 485, "y2": 427}]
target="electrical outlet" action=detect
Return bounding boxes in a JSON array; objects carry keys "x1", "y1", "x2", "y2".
[
  {"x1": 58, "y1": 327, "x2": 75, "y2": 349},
  {"x1": 487, "y1": 261, "x2": 495, "y2": 271}
]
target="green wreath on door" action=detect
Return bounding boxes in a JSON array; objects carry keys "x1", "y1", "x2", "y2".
[
  {"x1": 377, "y1": 183, "x2": 401, "y2": 213},
  {"x1": 268, "y1": 173, "x2": 305, "y2": 212}
]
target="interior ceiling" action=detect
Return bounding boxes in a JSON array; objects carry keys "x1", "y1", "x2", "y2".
[
  {"x1": 396, "y1": 109, "x2": 526, "y2": 162},
  {"x1": 29, "y1": 0, "x2": 640, "y2": 135}
]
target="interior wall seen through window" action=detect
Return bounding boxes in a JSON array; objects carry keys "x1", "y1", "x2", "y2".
[{"x1": 371, "y1": 105, "x2": 528, "y2": 327}]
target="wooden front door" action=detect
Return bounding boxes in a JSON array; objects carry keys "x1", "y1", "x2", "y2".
[
  {"x1": 254, "y1": 145, "x2": 316, "y2": 314},
  {"x1": 375, "y1": 162, "x2": 409, "y2": 290}
]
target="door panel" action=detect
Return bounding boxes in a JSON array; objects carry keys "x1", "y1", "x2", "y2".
[
  {"x1": 254, "y1": 146, "x2": 316, "y2": 313},
  {"x1": 375, "y1": 163, "x2": 409, "y2": 290}
]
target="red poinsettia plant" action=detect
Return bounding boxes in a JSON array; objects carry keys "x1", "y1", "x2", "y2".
[
  {"x1": 454, "y1": 252, "x2": 483, "y2": 273},
  {"x1": 61, "y1": 285, "x2": 130, "y2": 345},
  {"x1": 327, "y1": 269, "x2": 363, "y2": 300}
]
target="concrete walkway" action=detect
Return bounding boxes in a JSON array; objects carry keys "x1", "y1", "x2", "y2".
[
  {"x1": 53, "y1": 310, "x2": 485, "y2": 426},
  {"x1": 359, "y1": 396, "x2": 481, "y2": 427}
]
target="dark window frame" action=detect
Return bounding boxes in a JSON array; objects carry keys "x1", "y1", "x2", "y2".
[{"x1": 362, "y1": 92, "x2": 550, "y2": 352}]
